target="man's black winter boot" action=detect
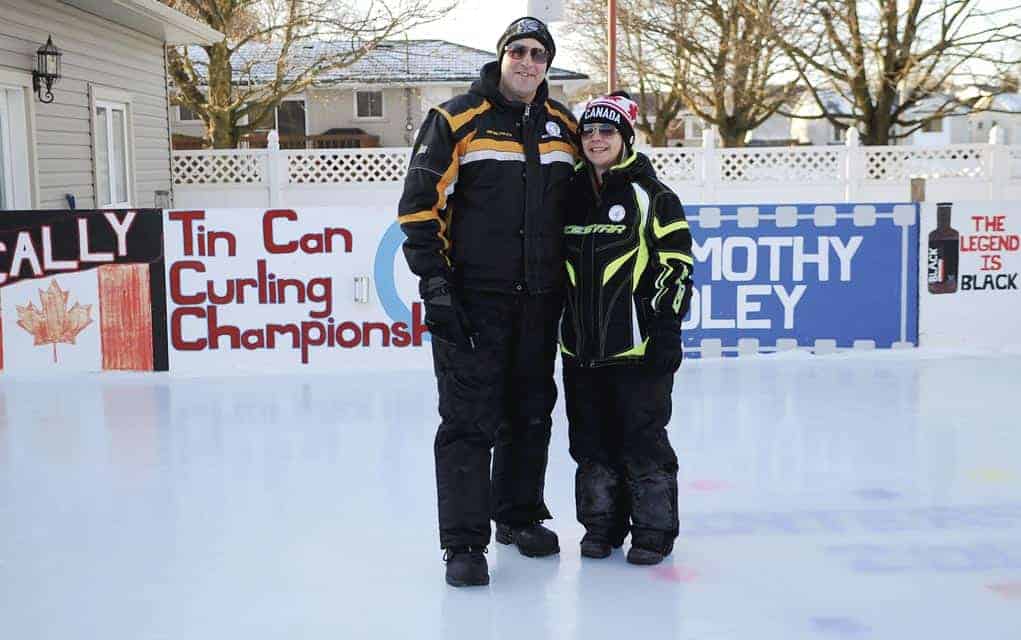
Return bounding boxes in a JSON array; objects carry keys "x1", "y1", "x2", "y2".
[
  {"x1": 444, "y1": 546, "x2": 490, "y2": 587},
  {"x1": 495, "y1": 522, "x2": 560, "y2": 557}
]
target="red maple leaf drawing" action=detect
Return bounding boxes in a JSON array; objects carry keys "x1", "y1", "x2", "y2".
[{"x1": 15, "y1": 280, "x2": 94, "y2": 363}]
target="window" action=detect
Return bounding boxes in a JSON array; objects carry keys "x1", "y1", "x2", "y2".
[
  {"x1": 249, "y1": 98, "x2": 306, "y2": 136},
  {"x1": 832, "y1": 122, "x2": 848, "y2": 143},
  {"x1": 355, "y1": 90, "x2": 384, "y2": 119},
  {"x1": 179, "y1": 104, "x2": 201, "y2": 121},
  {"x1": 923, "y1": 117, "x2": 944, "y2": 133},
  {"x1": 93, "y1": 100, "x2": 131, "y2": 207},
  {"x1": 0, "y1": 83, "x2": 32, "y2": 210},
  {"x1": 277, "y1": 100, "x2": 306, "y2": 137}
]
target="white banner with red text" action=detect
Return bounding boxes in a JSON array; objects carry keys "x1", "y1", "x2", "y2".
[{"x1": 919, "y1": 201, "x2": 1021, "y2": 349}]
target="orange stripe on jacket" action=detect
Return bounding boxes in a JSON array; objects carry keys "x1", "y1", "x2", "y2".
[
  {"x1": 437, "y1": 102, "x2": 491, "y2": 133},
  {"x1": 465, "y1": 138, "x2": 524, "y2": 154},
  {"x1": 539, "y1": 140, "x2": 576, "y2": 157},
  {"x1": 545, "y1": 104, "x2": 578, "y2": 134}
]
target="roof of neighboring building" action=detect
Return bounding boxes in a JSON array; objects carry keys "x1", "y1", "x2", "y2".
[
  {"x1": 185, "y1": 39, "x2": 588, "y2": 85},
  {"x1": 794, "y1": 88, "x2": 975, "y2": 118},
  {"x1": 62, "y1": 0, "x2": 222, "y2": 44},
  {"x1": 972, "y1": 93, "x2": 1021, "y2": 114}
]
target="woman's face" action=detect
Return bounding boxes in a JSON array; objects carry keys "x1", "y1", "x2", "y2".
[{"x1": 582, "y1": 124, "x2": 624, "y2": 170}]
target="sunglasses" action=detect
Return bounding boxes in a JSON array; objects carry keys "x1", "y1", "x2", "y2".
[
  {"x1": 505, "y1": 43, "x2": 549, "y2": 65},
  {"x1": 580, "y1": 123, "x2": 619, "y2": 138}
]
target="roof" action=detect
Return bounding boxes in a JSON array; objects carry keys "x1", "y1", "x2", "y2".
[
  {"x1": 186, "y1": 39, "x2": 588, "y2": 86},
  {"x1": 794, "y1": 88, "x2": 973, "y2": 118},
  {"x1": 61, "y1": 0, "x2": 222, "y2": 45},
  {"x1": 973, "y1": 93, "x2": 1021, "y2": 113}
]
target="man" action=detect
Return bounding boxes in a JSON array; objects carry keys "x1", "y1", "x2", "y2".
[{"x1": 397, "y1": 17, "x2": 577, "y2": 587}]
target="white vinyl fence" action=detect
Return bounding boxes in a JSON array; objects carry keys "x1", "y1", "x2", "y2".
[{"x1": 172, "y1": 129, "x2": 1021, "y2": 208}]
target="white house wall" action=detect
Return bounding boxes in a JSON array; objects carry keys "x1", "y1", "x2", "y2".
[
  {"x1": 304, "y1": 87, "x2": 415, "y2": 147},
  {"x1": 746, "y1": 112, "x2": 794, "y2": 143},
  {"x1": 0, "y1": 0, "x2": 172, "y2": 209}
]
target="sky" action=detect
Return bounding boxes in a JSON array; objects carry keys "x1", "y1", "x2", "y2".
[
  {"x1": 405, "y1": 0, "x2": 591, "y2": 74},
  {"x1": 405, "y1": 0, "x2": 1021, "y2": 82}
]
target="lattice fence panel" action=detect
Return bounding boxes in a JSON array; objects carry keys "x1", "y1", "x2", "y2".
[
  {"x1": 719, "y1": 148, "x2": 844, "y2": 183},
  {"x1": 864, "y1": 146, "x2": 987, "y2": 181},
  {"x1": 288, "y1": 150, "x2": 411, "y2": 183},
  {"x1": 173, "y1": 152, "x2": 265, "y2": 185},
  {"x1": 645, "y1": 149, "x2": 701, "y2": 182}
]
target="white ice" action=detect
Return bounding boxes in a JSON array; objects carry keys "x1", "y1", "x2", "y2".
[{"x1": 2, "y1": 351, "x2": 1021, "y2": 639}]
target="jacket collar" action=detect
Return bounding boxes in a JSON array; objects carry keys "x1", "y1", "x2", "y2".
[{"x1": 578, "y1": 151, "x2": 657, "y2": 192}]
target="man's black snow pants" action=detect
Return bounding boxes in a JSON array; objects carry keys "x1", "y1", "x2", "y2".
[
  {"x1": 431, "y1": 291, "x2": 561, "y2": 549},
  {"x1": 563, "y1": 362, "x2": 679, "y2": 553}
]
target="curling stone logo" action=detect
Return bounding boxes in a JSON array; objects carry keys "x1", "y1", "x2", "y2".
[
  {"x1": 608, "y1": 205, "x2": 626, "y2": 222},
  {"x1": 545, "y1": 122, "x2": 561, "y2": 138},
  {"x1": 374, "y1": 221, "x2": 431, "y2": 344}
]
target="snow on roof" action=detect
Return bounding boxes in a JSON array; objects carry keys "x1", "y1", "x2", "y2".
[
  {"x1": 794, "y1": 88, "x2": 974, "y2": 117},
  {"x1": 973, "y1": 92, "x2": 1021, "y2": 113},
  {"x1": 185, "y1": 39, "x2": 587, "y2": 85}
]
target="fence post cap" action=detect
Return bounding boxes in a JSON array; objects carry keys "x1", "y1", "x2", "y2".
[
  {"x1": 267, "y1": 129, "x2": 280, "y2": 150},
  {"x1": 845, "y1": 127, "x2": 860, "y2": 146},
  {"x1": 702, "y1": 126, "x2": 718, "y2": 149},
  {"x1": 988, "y1": 124, "x2": 1005, "y2": 145}
]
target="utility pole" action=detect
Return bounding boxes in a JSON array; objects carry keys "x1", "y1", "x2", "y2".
[{"x1": 608, "y1": 0, "x2": 617, "y2": 92}]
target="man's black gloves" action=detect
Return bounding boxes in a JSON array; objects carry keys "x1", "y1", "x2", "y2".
[
  {"x1": 646, "y1": 314, "x2": 683, "y2": 374},
  {"x1": 420, "y1": 276, "x2": 478, "y2": 351}
]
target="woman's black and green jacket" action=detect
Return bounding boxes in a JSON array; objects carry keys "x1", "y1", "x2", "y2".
[{"x1": 560, "y1": 151, "x2": 694, "y2": 367}]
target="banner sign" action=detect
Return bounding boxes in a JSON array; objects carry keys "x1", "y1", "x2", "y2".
[
  {"x1": 0, "y1": 210, "x2": 168, "y2": 372},
  {"x1": 164, "y1": 205, "x2": 430, "y2": 373},
  {"x1": 679, "y1": 203, "x2": 919, "y2": 356},
  {"x1": 919, "y1": 201, "x2": 1020, "y2": 349},
  {"x1": 0, "y1": 202, "x2": 918, "y2": 375}
]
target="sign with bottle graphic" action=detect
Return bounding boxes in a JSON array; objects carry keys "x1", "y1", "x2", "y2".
[
  {"x1": 919, "y1": 201, "x2": 1021, "y2": 349},
  {"x1": 927, "y1": 203, "x2": 959, "y2": 294}
]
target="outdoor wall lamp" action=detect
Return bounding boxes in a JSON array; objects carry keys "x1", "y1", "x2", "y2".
[{"x1": 33, "y1": 36, "x2": 61, "y2": 104}]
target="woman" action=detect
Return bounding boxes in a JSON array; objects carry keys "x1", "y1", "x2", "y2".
[{"x1": 560, "y1": 92, "x2": 694, "y2": 565}]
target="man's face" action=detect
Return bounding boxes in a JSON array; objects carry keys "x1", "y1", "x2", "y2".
[{"x1": 499, "y1": 37, "x2": 547, "y2": 103}]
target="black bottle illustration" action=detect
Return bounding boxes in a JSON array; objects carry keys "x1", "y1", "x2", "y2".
[{"x1": 927, "y1": 202, "x2": 959, "y2": 294}]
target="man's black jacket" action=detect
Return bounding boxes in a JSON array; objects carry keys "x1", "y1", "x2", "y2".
[{"x1": 397, "y1": 61, "x2": 578, "y2": 294}]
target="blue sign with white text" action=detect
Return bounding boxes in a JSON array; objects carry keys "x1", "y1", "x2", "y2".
[{"x1": 680, "y1": 203, "x2": 918, "y2": 356}]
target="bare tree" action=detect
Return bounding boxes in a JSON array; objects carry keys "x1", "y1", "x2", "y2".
[
  {"x1": 565, "y1": 0, "x2": 805, "y2": 147},
  {"x1": 564, "y1": 0, "x2": 688, "y2": 146},
  {"x1": 760, "y1": 0, "x2": 1021, "y2": 145},
  {"x1": 163, "y1": 1, "x2": 454, "y2": 148}
]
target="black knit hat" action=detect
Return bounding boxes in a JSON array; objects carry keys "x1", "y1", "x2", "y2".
[{"x1": 497, "y1": 16, "x2": 555, "y2": 69}]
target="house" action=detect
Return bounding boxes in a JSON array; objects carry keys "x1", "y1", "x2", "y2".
[
  {"x1": 0, "y1": 0, "x2": 221, "y2": 210},
  {"x1": 170, "y1": 39, "x2": 589, "y2": 148},
  {"x1": 790, "y1": 89, "x2": 971, "y2": 146},
  {"x1": 969, "y1": 93, "x2": 1021, "y2": 144}
]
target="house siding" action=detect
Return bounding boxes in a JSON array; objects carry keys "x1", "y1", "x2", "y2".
[
  {"x1": 168, "y1": 79, "x2": 574, "y2": 148},
  {"x1": 306, "y1": 87, "x2": 416, "y2": 147},
  {"x1": 0, "y1": 0, "x2": 172, "y2": 209}
]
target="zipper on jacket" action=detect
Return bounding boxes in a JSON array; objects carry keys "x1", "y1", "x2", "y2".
[{"x1": 520, "y1": 102, "x2": 532, "y2": 293}]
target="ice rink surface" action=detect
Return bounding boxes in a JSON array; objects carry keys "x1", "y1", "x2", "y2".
[{"x1": 2, "y1": 351, "x2": 1020, "y2": 639}]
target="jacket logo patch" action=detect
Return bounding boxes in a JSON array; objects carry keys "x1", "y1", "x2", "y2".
[
  {"x1": 608, "y1": 205, "x2": 626, "y2": 222},
  {"x1": 564, "y1": 224, "x2": 627, "y2": 235},
  {"x1": 545, "y1": 122, "x2": 561, "y2": 137}
]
